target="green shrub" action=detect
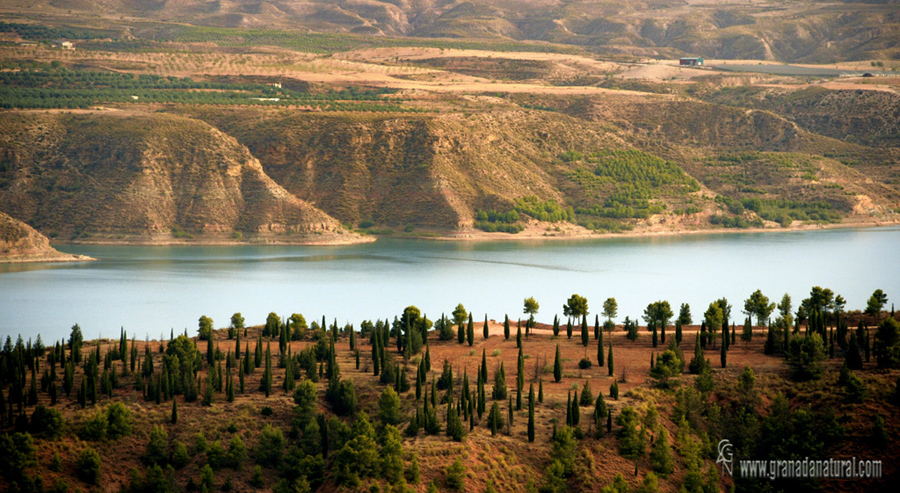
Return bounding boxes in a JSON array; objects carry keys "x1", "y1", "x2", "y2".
[{"x1": 76, "y1": 447, "x2": 102, "y2": 485}]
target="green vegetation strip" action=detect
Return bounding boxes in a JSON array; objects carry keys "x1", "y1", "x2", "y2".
[
  {"x1": 155, "y1": 26, "x2": 583, "y2": 55},
  {"x1": 0, "y1": 68, "x2": 420, "y2": 111}
]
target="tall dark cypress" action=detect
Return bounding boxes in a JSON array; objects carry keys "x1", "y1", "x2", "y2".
[
  {"x1": 467, "y1": 313, "x2": 475, "y2": 347},
  {"x1": 207, "y1": 335, "x2": 214, "y2": 366},
  {"x1": 598, "y1": 329, "x2": 605, "y2": 366},
  {"x1": 483, "y1": 315, "x2": 489, "y2": 339},
  {"x1": 581, "y1": 314, "x2": 589, "y2": 347},
  {"x1": 527, "y1": 396, "x2": 535, "y2": 442},
  {"x1": 516, "y1": 323, "x2": 522, "y2": 348},
  {"x1": 504, "y1": 315, "x2": 510, "y2": 340},
  {"x1": 553, "y1": 344, "x2": 562, "y2": 383},
  {"x1": 566, "y1": 318, "x2": 573, "y2": 339}
]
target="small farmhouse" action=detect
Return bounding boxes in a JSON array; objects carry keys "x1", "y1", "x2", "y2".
[{"x1": 679, "y1": 57, "x2": 703, "y2": 66}]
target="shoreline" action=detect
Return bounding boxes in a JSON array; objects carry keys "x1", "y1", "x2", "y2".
[
  {"x1": 42, "y1": 216, "x2": 900, "y2": 248},
  {"x1": 0, "y1": 252, "x2": 96, "y2": 264}
]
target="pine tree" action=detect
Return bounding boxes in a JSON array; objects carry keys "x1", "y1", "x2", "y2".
[
  {"x1": 553, "y1": 344, "x2": 562, "y2": 382},
  {"x1": 504, "y1": 315, "x2": 510, "y2": 340},
  {"x1": 483, "y1": 315, "x2": 489, "y2": 339},
  {"x1": 580, "y1": 380, "x2": 593, "y2": 406},
  {"x1": 650, "y1": 427, "x2": 674, "y2": 476}
]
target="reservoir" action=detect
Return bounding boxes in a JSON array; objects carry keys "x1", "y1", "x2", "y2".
[{"x1": 2, "y1": 227, "x2": 898, "y2": 343}]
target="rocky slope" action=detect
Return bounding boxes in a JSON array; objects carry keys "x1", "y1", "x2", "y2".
[
  {"x1": 0, "y1": 111, "x2": 361, "y2": 244},
  {"x1": 0, "y1": 210, "x2": 90, "y2": 262}
]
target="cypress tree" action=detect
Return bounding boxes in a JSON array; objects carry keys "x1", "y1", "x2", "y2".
[
  {"x1": 349, "y1": 325, "x2": 356, "y2": 351},
  {"x1": 865, "y1": 327, "x2": 871, "y2": 362},
  {"x1": 207, "y1": 335, "x2": 214, "y2": 366},
  {"x1": 226, "y1": 371, "x2": 235, "y2": 402},
  {"x1": 261, "y1": 342, "x2": 272, "y2": 397},
  {"x1": 527, "y1": 395, "x2": 535, "y2": 442},
  {"x1": 731, "y1": 322, "x2": 737, "y2": 346},
  {"x1": 284, "y1": 357, "x2": 294, "y2": 392},
  {"x1": 608, "y1": 342, "x2": 614, "y2": 377},
  {"x1": 598, "y1": 328, "x2": 605, "y2": 366},
  {"x1": 424, "y1": 343, "x2": 431, "y2": 372},
  {"x1": 652, "y1": 323, "x2": 658, "y2": 348},
  {"x1": 553, "y1": 315, "x2": 560, "y2": 337},
  {"x1": 566, "y1": 392, "x2": 572, "y2": 426},
  {"x1": 581, "y1": 314, "x2": 589, "y2": 347},
  {"x1": 235, "y1": 330, "x2": 241, "y2": 360},
  {"x1": 171, "y1": 399, "x2": 178, "y2": 424},
  {"x1": 675, "y1": 319, "x2": 682, "y2": 345},
  {"x1": 483, "y1": 315, "x2": 489, "y2": 339},
  {"x1": 610, "y1": 380, "x2": 618, "y2": 400},
  {"x1": 373, "y1": 332, "x2": 381, "y2": 376},
  {"x1": 846, "y1": 334, "x2": 863, "y2": 369},
  {"x1": 571, "y1": 390, "x2": 580, "y2": 426},
  {"x1": 595, "y1": 314, "x2": 601, "y2": 340},
  {"x1": 458, "y1": 318, "x2": 465, "y2": 344},
  {"x1": 504, "y1": 315, "x2": 510, "y2": 340},
  {"x1": 553, "y1": 344, "x2": 562, "y2": 382},
  {"x1": 661, "y1": 321, "x2": 666, "y2": 345},
  {"x1": 516, "y1": 322, "x2": 522, "y2": 348},
  {"x1": 539, "y1": 379, "x2": 544, "y2": 403},
  {"x1": 516, "y1": 347, "x2": 524, "y2": 410},
  {"x1": 492, "y1": 363, "x2": 507, "y2": 400},
  {"x1": 238, "y1": 363, "x2": 245, "y2": 394},
  {"x1": 720, "y1": 330, "x2": 727, "y2": 368},
  {"x1": 566, "y1": 318, "x2": 573, "y2": 339},
  {"x1": 254, "y1": 337, "x2": 262, "y2": 368},
  {"x1": 607, "y1": 409, "x2": 613, "y2": 433},
  {"x1": 481, "y1": 349, "x2": 488, "y2": 382},
  {"x1": 507, "y1": 396, "x2": 514, "y2": 434}
]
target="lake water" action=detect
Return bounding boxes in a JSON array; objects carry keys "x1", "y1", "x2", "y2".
[{"x1": 2, "y1": 227, "x2": 898, "y2": 343}]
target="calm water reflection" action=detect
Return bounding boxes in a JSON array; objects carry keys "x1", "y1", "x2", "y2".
[{"x1": 2, "y1": 227, "x2": 898, "y2": 342}]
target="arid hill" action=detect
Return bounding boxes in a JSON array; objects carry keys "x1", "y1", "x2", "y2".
[
  {"x1": 0, "y1": 210, "x2": 90, "y2": 262},
  {"x1": 0, "y1": 111, "x2": 361, "y2": 244}
]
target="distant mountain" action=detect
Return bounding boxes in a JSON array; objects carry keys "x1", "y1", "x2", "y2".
[{"x1": 3, "y1": 0, "x2": 899, "y2": 62}]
